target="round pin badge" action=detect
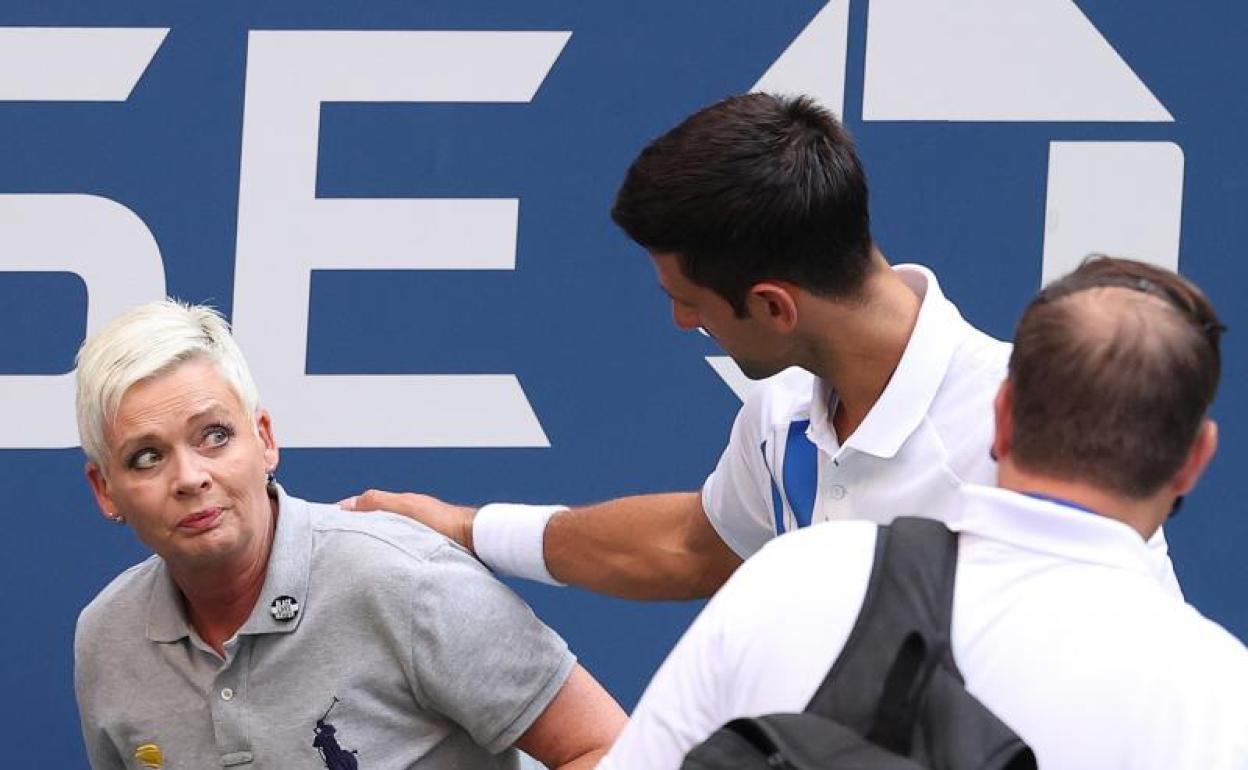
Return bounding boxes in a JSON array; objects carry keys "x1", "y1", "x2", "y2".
[{"x1": 269, "y1": 595, "x2": 300, "y2": 622}]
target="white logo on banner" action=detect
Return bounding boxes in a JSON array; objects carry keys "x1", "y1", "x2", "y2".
[
  {"x1": 0, "y1": 8, "x2": 1185, "y2": 445},
  {"x1": 0, "y1": 28, "x2": 168, "y2": 448},
  {"x1": 0, "y1": 28, "x2": 568, "y2": 449},
  {"x1": 707, "y1": 0, "x2": 1182, "y2": 402},
  {"x1": 233, "y1": 31, "x2": 568, "y2": 448}
]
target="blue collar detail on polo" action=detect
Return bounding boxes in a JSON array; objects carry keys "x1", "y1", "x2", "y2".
[
  {"x1": 952, "y1": 485, "x2": 1159, "y2": 578},
  {"x1": 1021, "y1": 492, "x2": 1098, "y2": 516}
]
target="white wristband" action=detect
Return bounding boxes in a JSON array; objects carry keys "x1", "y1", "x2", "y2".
[{"x1": 473, "y1": 503, "x2": 568, "y2": 586}]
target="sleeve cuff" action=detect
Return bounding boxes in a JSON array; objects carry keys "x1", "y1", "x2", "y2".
[{"x1": 473, "y1": 503, "x2": 568, "y2": 586}]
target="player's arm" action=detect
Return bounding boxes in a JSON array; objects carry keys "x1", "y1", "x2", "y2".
[
  {"x1": 545, "y1": 492, "x2": 742, "y2": 599},
  {"x1": 596, "y1": 553, "x2": 743, "y2": 770},
  {"x1": 342, "y1": 490, "x2": 742, "y2": 600}
]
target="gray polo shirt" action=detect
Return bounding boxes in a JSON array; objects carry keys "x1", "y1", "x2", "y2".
[{"x1": 74, "y1": 489, "x2": 575, "y2": 769}]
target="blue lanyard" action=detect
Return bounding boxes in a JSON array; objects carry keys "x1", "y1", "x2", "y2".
[{"x1": 1022, "y1": 492, "x2": 1099, "y2": 516}]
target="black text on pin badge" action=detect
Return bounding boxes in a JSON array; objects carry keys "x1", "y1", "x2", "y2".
[{"x1": 270, "y1": 595, "x2": 300, "y2": 622}]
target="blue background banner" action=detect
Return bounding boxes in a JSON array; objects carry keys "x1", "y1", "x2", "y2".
[{"x1": 1, "y1": 2, "x2": 1244, "y2": 763}]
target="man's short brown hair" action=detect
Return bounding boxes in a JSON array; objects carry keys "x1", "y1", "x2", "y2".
[{"x1": 1008, "y1": 256, "x2": 1224, "y2": 498}]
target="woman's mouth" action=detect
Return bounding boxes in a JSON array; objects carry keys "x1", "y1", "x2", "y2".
[{"x1": 178, "y1": 507, "x2": 224, "y2": 530}]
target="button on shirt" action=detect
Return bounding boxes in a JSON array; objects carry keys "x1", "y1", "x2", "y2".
[
  {"x1": 74, "y1": 490, "x2": 575, "y2": 770},
  {"x1": 700, "y1": 264, "x2": 1181, "y2": 593},
  {"x1": 602, "y1": 485, "x2": 1248, "y2": 770}
]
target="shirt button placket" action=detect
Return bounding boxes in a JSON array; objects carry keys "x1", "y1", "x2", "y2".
[
  {"x1": 213, "y1": 640, "x2": 254, "y2": 766},
  {"x1": 818, "y1": 450, "x2": 852, "y2": 522}
]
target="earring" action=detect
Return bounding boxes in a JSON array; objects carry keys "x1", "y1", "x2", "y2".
[
  {"x1": 108, "y1": 514, "x2": 126, "y2": 525},
  {"x1": 266, "y1": 469, "x2": 278, "y2": 496}
]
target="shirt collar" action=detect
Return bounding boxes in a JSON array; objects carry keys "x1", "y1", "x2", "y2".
[
  {"x1": 808, "y1": 264, "x2": 971, "y2": 459},
  {"x1": 145, "y1": 486, "x2": 313, "y2": 643},
  {"x1": 949, "y1": 484, "x2": 1163, "y2": 579},
  {"x1": 145, "y1": 560, "x2": 189, "y2": 643}
]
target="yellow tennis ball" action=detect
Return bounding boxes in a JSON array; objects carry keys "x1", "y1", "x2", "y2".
[{"x1": 134, "y1": 743, "x2": 164, "y2": 769}]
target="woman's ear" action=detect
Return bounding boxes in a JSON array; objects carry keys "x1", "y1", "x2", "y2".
[
  {"x1": 256, "y1": 410, "x2": 279, "y2": 475},
  {"x1": 86, "y1": 461, "x2": 122, "y2": 522}
]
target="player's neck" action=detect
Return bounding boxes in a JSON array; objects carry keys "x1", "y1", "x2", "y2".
[
  {"x1": 998, "y1": 462, "x2": 1169, "y2": 541},
  {"x1": 804, "y1": 260, "x2": 920, "y2": 441}
]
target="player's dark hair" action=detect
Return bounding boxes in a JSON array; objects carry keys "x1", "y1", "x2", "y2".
[{"x1": 612, "y1": 93, "x2": 874, "y2": 315}]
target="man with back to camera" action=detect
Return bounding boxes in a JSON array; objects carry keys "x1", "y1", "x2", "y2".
[
  {"x1": 600, "y1": 256, "x2": 1248, "y2": 769},
  {"x1": 342, "y1": 93, "x2": 1179, "y2": 599}
]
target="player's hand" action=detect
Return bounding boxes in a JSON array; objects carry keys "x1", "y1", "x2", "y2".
[{"x1": 339, "y1": 489, "x2": 476, "y2": 552}]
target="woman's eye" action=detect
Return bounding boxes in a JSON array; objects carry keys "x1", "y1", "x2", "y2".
[
  {"x1": 130, "y1": 449, "x2": 160, "y2": 470},
  {"x1": 203, "y1": 425, "x2": 233, "y2": 448}
]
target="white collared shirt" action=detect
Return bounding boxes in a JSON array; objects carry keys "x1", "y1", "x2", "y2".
[
  {"x1": 601, "y1": 486, "x2": 1248, "y2": 770},
  {"x1": 700, "y1": 264, "x2": 1181, "y2": 592}
]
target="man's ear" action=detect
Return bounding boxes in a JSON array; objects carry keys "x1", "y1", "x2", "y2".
[
  {"x1": 746, "y1": 282, "x2": 799, "y2": 331},
  {"x1": 991, "y1": 379, "x2": 1014, "y2": 463},
  {"x1": 1171, "y1": 418, "x2": 1218, "y2": 497},
  {"x1": 86, "y1": 462, "x2": 120, "y2": 521}
]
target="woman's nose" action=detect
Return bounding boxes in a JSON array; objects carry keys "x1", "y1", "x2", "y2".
[{"x1": 171, "y1": 450, "x2": 211, "y2": 494}]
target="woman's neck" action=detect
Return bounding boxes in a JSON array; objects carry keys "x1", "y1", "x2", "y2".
[{"x1": 172, "y1": 500, "x2": 278, "y2": 656}]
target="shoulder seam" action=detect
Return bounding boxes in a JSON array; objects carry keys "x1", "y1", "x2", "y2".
[{"x1": 310, "y1": 519, "x2": 444, "y2": 565}]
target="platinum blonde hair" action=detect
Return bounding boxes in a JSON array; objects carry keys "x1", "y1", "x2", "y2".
[{"x1": 74, "y1": 299, "x2": 261, "y2": 466}]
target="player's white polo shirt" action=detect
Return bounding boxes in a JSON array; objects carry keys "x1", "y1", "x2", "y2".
[
  {"x1": 471, "y1": 263, "x2": 1176, "y2": 592},
  {"x1": 702, "y1": 264, "x2": 1008, "y2": 557},
  {"x1": 602, "y1": 486, "x2": 1248, "y2": 770}
]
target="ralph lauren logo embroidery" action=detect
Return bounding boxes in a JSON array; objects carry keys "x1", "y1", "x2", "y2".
[{"x1": 313, "y1": 697, "x2": 360, "y2": 770}]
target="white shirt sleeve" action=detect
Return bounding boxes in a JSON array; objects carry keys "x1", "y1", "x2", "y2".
[
  {"x1": 701, "y1": 394, "x2": 780, "y2": 559},
  {"x1": 599, "y1": 522, "x2": 880, "y2": 770},
  {"x1": 596, "y1": 558, "x2": 740, "y2": 770}
]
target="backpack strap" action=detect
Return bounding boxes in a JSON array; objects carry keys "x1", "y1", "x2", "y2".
[{"x1": 804, "y1": 517, "x2": 959, "y2": 752}]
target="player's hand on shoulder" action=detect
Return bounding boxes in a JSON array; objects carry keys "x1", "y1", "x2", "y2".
[{"x1": 339, "y1": 489, "x2": 476, "y2": 551}]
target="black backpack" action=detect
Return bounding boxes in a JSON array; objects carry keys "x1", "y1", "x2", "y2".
[{"x1": 682, "y1": 517, "x2": 1037, "y2": 770}]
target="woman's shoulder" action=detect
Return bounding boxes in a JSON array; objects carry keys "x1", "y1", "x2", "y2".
[
  {"x1": 299, "y1": 496, "x2": 468, "y2": 570},
  {"x1": 76, "y1": 554, "x2": 163, "y2": 641}
]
